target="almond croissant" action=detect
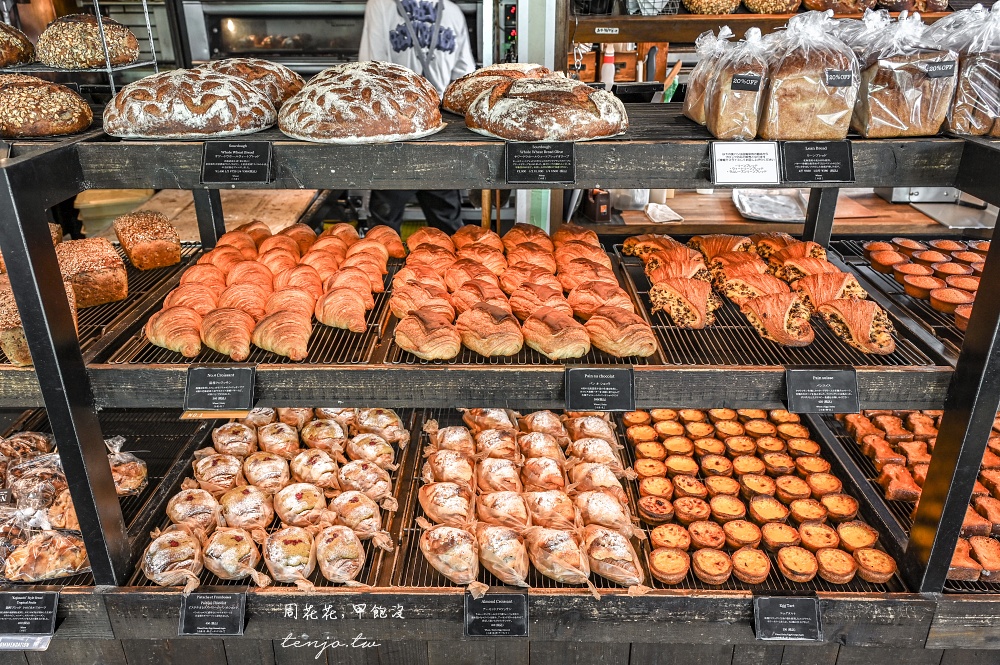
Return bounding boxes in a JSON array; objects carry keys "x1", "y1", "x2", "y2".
[
  {"x1": 252, "y1": 312, "x2": 312, "y2": 360},
  {"x1": 584, "y1": 306, "x2": 657, "y2": 357},
  {"x1": 146, "y1": 306, "x2": 203, "y2": 357},
  {"x1": 202, "y1": 308, "x2": 255, "y2": 361}
]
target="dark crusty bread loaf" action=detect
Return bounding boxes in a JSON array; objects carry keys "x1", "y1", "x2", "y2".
[
  {"x1": 0, "y1": 223, "x2": 62, "y2": 274},
  {"x1": 196, "y1": 58, "x2": 305, "y2": 108},
  {"x1": 55, "y1": 237, "x2": 128, "y2": 308},
  {"x1": 0, "y1": 275, "x2": 78, "y2": 366},
  {"x1": 759, "y1": 48, "x2": 858, "y2": 140},
  {"x1": 0, "y1": 23, "x2": 33, "y2": 67},
  {"x1": 278, "y1": 61, "x2": 444, "y2": 143},
  {"x1": 853, "y1": 51, "x2": 957, "y2": 138},
  {"x1": 466, "y1": 77, "x2": 628, "y2": 141},
  {"x1": 0, "y1": 74, "x2": 92, "y2": 138},
  {"x1": 113, "y1": 210, "x2": 181, "y2": 270},
  {"x1": 443, "y1": 63, "x2": 553, "y2": 115},
  {"x1": 103, "y1": 69, "x2": 276, "y2": 139},
  {"x1": 36, "y1": 14, "x2": 139, "y2": 69}
]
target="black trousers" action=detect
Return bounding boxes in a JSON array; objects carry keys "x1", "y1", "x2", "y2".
[{"x1": 368, "y1": 189, "x2": 464, "y2": 234}]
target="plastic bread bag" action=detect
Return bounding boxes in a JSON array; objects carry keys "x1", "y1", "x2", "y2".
[
  {"x1": 328, "y1": 490, "x2": 393, "y2": 551},
  {"x1": 759, "y1": 11, "x2": 860, "y2": 140},
  {"x1": 106, "y1": 436, "x2": 148, "y2": 496},
  {"x1": 422, "y1": 420, "x2": 476, "y2": 457},
  {"x1": 581, "y1": 524, "x2": 649, "y2": 594},
  {"x1": 516, "y1": 410, "x2": 571, "y2": 447},
  {"x1": 202, "y1": 526, "x2": 271, "y2": 587},
  {"x1": 0, "y1": 431, "x2": 54, "y2": 461},
  {"x1": 219, "y1": 484, "x2": 274, "y2": 533},
  {"x1": 345, "y1": 433, "x2": 397, "y2": 470},
  {"x1": 683, "y1": 27, "x2": 735, "y2": 125},
  {"x1": 924, "y1": 3, "x2": 988, "y2": 51},
  {"x1": 264, "y1": 525, "x2": 317, "y2": 590},
  {"x1": 166, "y1": 488, "x2": 222, "y2": 540},
  {"x1": 476, "y1": 491, "x2": 531, "y2": 529},
  {"x1": 274, "y1": 482, "x2": 335, "y2": 527},
  {"x1": 4, "y1": 529, "x2": 90, "y2": 583},
  {"x1": 523, "y1": 526, "x2": 599, "y2": 599},
  {"x1": 574, "y1": 490, "x2": 646, "y2": 540},
  {"x1": 7, "y1": 452, "x2": 66, "y2": 493},
  {"x1": 315, "y1": 525, "x2": 367, "y2": 585},
  {"x1": 416, "y1": 517, "x2": 486, "y2": 595},
  {"x1": 834, "y1": 9, "x2": 892, "y2": 57},
  {"x1": 191, "y1": 448, "x2": 246, "y2": 496},
  {"x1": 421, "y1": 449, "x2": 475, "y2": 491},
  {"x1": 706, "y1": 28, "x2": 769, "y2": 140},
  {"x1": 520, "y1": 456, "x2": 567, "y2": 492},
  {"x1": 290, "y1": 448, "x2": 340, "y2": 497},
  {"x1": 0, "y1": 507, "x2": 27, "y2": 571},
  {"x1": 562, "y1": 415, "x2": 616, "y2": 444},
  {"x1": 566, "y1": 462, "x2": 629, "y2": 505},
  {"x1": 10, "y1": 478, "x2": 57, "y2": 514},
  {"x1": 852, "y1": 12, "x2": 959, "y2": 138},
  {"x1": 419, "y1": 481, "x2": 474, "y2": 527},
  {"x1": 459, "y1": 408, "x2": 519, "y2": 435},
  {"x1": 338, "y1": 460, "x2": 397, "y2": 511},
  {"x1": 141, "y1": 524, "x2": 202, "y2": 593},
  {"x1": 944, "y1": 2, "x2": 1000, "y2": 135},
  {"x1": 476, "y1": 523, "x2": 529, "y2": 587},
  {"x1": 48, "y1": 489, "x2": 79, "y2": 531},
  {"x1": 522, "y1": 490, "x2": 579, "y2": 530},
  {"x1": 354, "y1": 408, "x2": 410, "y2": 448}
]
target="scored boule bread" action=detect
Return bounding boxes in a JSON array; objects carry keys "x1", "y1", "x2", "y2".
[
  {"x1": 443, "y1": 63, "x2": 553, "y2": 115},
  {"x1": 0, "y1": 23, "x2": 33, "y2": 67},
  {"x1": 104, "y1": 69, "x2": 276, "y2": 139},
  {"x1": 0, "y1": 74, "x2": 92, "y2": 138},
  {"x1": 279, "y1": 61, "x2": 444, "y2": 144},
  {"x1": 36, "y1": 14, "x2": 138, "y2": 69},
  {"x1": 465, "y1": 77, "x2": 627, "y2": 142},
  {"x1": 196, "y1": 58, "x2": 305, "y2": 108}
]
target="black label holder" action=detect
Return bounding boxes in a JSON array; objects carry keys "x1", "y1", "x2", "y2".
[
  {"x1": 179, "y1": 592, "x2": 247, "y2": 637},
  {"x1": 781, "y1": 141, "x2": 855, "y2": 184},
  {"x1": 464, "y1": 590, "x2": 529, "y2": 637},
  {"x1": 201, "y1": 141, "x2": 273, "y2": 185},
  {"x1": 785, "y1": 366, "x2": 860, "y2": 414},
  {"x1": 181, "y1": 365, "x2": 256, "y2": 419},
  {"x1": 565, "y1": 366, "x2": 636, "y2": 412},
  {"x1": 505, "y1": 142, "x2": 576, "y2": 184},
  {"x1": 754, "y1": 593, "x2": 823, "y2": 641},
  {"x1": 0, "y1": 592, "x2": 59, "y2": 644}
]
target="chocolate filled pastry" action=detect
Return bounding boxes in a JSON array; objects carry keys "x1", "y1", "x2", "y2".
[
  {"x1": 316, "y1": 525, "x2": 366, "y2": 584},
  {"x1": 300, "y1": 419, "x2": 347, "y2": 456},
  {"x1": 568, "y1": 463, "x2": 628, "y2": 505},
  {"x1": 622, "y1": 233, "x2": 684, "y2": 258},
  {"x1": 329, "y1": 491, "x2": 392, "y2": 550},
  {"x1": 339, "y1": 460, "x2": 397, "y2": 510},
  {"x1": 522, "y1": 490, "x2": 577, "y2": 530},
  {"x1": 140, "y1": 526, "x2": 201, "y2": 592},
  {"x1": 258, "y1": 422, "x2": 301, "y2": 460},
  {"x1": 213, "y1": 422, "x2": 258, "y2": 457},
  {"x1": 389, "y1": 281, "x2": 454, "y2": 321},
  {"x1": 457, "y1": 303, "x2": 524, "y2": 357},
  {"x1": 346, "y1": 433, "x2": 396, "y2": 470},
  {"x1": 419, "y1": 481, "x2": 474, "y2": 527},
  {"x1": 554, "y1": 241, "x2": 613, "y2": 271},
  {"x1": 503, "y1": 223, "x2": 554, "y2": 253},
  {"x1": 509, "y1": 282, "x2": 572, "y2": 321},
  {"x1": 817, "y1": 299, "x2": 896, "y2": 355},
  {"x1": 519, "y1": 431, "x2": 566, "y2": 461},
  {"x1": 192, "y1": 449, "x2": 245, "y2": 496},
  {"x1": 290, "y1": 449, "x2": 340, "y2": 496},
  {"x1": 166, "y1": 488, "x2": 222, "y2": 539},
  {"x1": 451, "y1": 279, "x2": 511, "y2": 315},
  {"x1": 522, "y1": 307, "x2": 592, "y2": 360},
  {"x1": 721, "y1": 272, "x2": 790, "y2": 306},
  {"x1": 472, "y1": 429, "x2": 518, "y2": 463},
  {"x1": 407, "y1": 227, "x2": 454, "y2": 253},
  {"x1": 422, "y1": 450, "x2": 475, "y2": 490},
  {"x1": 642, "y1": 243, "x2": 705, "y2": 268},
  {"x1": 575, "y1": 490, "x2": 643, "y2": 539},
  {"x1": 709, "y1": 251, "x2": 769, "y2": 284},
  {"x1": 740, "y1": 293, "x2": 815, "y2": 346},
  {"x1": 752, "y1": 232, "x2": 795, "y2": 260},
  {"x1": 407, "y1": 244, "x2": 457, "y2": 277},
  {"x1": 774, "y1": 257, "x2": 841, "y2": 283},
  {"x1": 584, "y1": 306, "x2": 657, "y2": 357},
  {"x1": 477, "y1": 457, "x2": 523, "y2": 493},
  {"x1": 792, "y1": 272, "x2": 868, "y2": 310},
  {"x1": 419, "y1": 521, "x2": 479, "y2": 585},
  {"x1": 203, "y1": 527, "x2": 271, "y2": 587},
  {"x1": 499, "y1": 264, "x2": 563, "y2": 295},
  {"x1": 423, "y1": 420, "x2": 476, "y2": 457},
  {"x1": 220, "y1": 484, "x2": 274, "y2": 531},
  {"x1": 524, "y1": 526, "x2": 597, "y2": 596},
  {"x1": 649, "y1": 277, "x2": 722, "y2": 329},
  {"x1": 274, "y1": 482, "x2": 331, "y2": 527},
  {"x1": 477, "y1": 491, "x2": 530, "y2": 529},
  {"x1": 521, "y1": 456, "x2": 566, "y2": 492},
  {"x1": 477, "y1": 523, "x2": 529, "y2": 587},
  {"x1": 564, "y1": 415, "x2": 616, "y2": 443},
  {"x1": 689, "y1": 234, "x2": 753, "y2": 260},
  {"x1": 566, "y1": 437, "x2": 628, "y2": 476},
  {"x1": 243, "y1": 452, "x2": 290, "y2": 495},
  {"x1": 264, "y1": 526, "x2": 316, "y2": 590},
  {"x1": 355, "y1": 408, "x2": 410, "y2": 447},
  {"x1": 583, "y1": 524, "x2": 645, "y2": 588},
  {"x1": 567, "y1": 281, "x2": 635, "y2": 321},
  {"x1": 767, "y1": 240, "x2": 827, "y2": 270},
  {"x1": 394, "y1": 308, "x2": 462, "y2": 361},
  {"x1": 644, "y1": 254, "x2": 713, "y2": 286}
]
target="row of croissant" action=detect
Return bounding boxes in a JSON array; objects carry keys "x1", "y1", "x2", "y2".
[
  {"x1": 418, "y1": 408, "x2": 646, "y2": 597},
  {"x1": 389, "y1": 223, "x2": 656, "y2": 361},
  {"x1": 624, "y1": 232, "x2": 896, "y2": 354}
]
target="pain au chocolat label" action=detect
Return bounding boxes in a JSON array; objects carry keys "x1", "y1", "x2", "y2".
[
  {"x1": 731, "y1": 73, "x2": 762, "y2": 92},
  {"x1": 824, "y1": 69, "x2": 853, "y2": 87}
]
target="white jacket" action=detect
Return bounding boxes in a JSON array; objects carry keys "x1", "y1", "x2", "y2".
[{"x1": 358, "y1": 0, "x2": 476, "y2": 95}]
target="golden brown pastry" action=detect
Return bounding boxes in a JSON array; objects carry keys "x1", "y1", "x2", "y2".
[
  {"x1": 205, "y1": 527, "x2": 269, "y2": 586},
  {"x1": 689, "y1": 234, "x2": 752, "y2": 260},
  {"x1": 649, "y1": 277, "x2": 722, "y2": 329},
  {"x1": 452, "y1": 225, "x2": 505, "y2": 252},
  {"x1": 502, "y1": 223, "x2": 554, "y2": 253},
  {"x1": 218, "y1": 283, "x2": 268, "y2": 321},
  {"x1": 457, "y1": 244, "x2": 508, "y2": 275},
  {"x1": 509, "y1": 282, "x2": 572, "y2": 321},
  {"x1": 499, "y1": 264, "x2": 563, "y2": 295},
  {"x1": 226, "y1": 261, "x2": 273, "y2": 291},
  {"x1": 740, "y1": 293, "x2": 815, "y2": 346},
  {"x1": 721, "y1": 272, "x2": 789, "y2": 306},
  {"x1": 407, "y1": 244, "x2": 457, "y2": 277},
  {"x1": 163, "y1": 284, "x2": 220, "y2": 316},
  {"x1": 315, "y1": 287, "x2": 367, "y2": 333},
  {"x1": 507, "y1": 243, "x2": 558, "y2": 274},
  {"x1": 389, "y1": 280, "x2": 454, "y2": 320},
  {"x1": 557, "y1": 258, "x2": 618, "y2": 292},
  {"x1": 552, "y1": 223, "x2": 600, "y2": 247},
  {"x1": 554, "y1": 241, "x2": 613, "y2": 270},
  {"x1": 568, "y1": 281, "x2": 635, "y2": 321},
  {"x1": 145, "y1": 306, "x2": 203, "y2": 358},
  {"x1": 816, "y1": 299, "x2": 896, "y2": 355},
  {"x1": 622, "y1": 234, "x2": 684, "y2": 258},
  {"x1": 456, "y1": 303, "x2": 524, "y2": 357},
  {"x1": 451, "y1": 278, "x2": 511, "y2": 315},
  {"x1": 407, "y1": 227, "x2": 454, "y2": 253},
  {"x1": 252, "y1": 311, "x2": 312, "y2": 360},
  {"x1": 793, "y1": 272, "x2": 868, "y2": 310},
  {"x1": 584, "y1": 306, "x2": 657, "y2": 357},
  {"x1": 522, "y1": 307, "x2": 591, "y2": 360},
  {"x1": 774, "y1": 257, "x2": 841, "y2": 283},
  {"x1": 265, "y1": 288, "x2": 316, "y2": 320},
  {"x1": 395, "y1": 308, "x2": 462, "y2": 360}
]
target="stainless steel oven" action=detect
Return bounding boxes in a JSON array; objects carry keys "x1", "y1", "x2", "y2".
[{"x1": 177, "y1": 0, "x2": 485, "y2": 74}]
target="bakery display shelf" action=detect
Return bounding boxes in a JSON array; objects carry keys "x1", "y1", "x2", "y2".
[
  {"x1": 614, "y1": 413, "x2": 907, "y2": 593},
  {"x1": 0, "y1": 60, "x2": 157, "y2": 75},
  {"x1": 127, "y1": 409, "x2": 418, "y2": 590}
]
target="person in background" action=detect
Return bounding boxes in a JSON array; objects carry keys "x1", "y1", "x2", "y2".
[{"x1": 359, "y1": 0, "x2": 476, "y2": 235}]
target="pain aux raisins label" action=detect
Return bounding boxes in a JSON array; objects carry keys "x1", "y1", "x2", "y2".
[
  {"x1": 731, "y1": 73, "x2": 762, "y2": 92},
  {"x1": 824, "y1": 70, "x2": 853, "y2": 87}
]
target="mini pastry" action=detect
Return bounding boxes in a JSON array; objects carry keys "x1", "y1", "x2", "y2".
[
  {"x1": 903, "y1": 275, "x2": 946, "y2": 299},
  {"x1": 787, "y1": 438, "x2": 822, "y2": 458},
  {"x1": 203, "y1": 527, "x2": 270, "y2": 586},
  {"x1": 762, "y1": 452, "x2": 796, "y2": 476},
  {"x1": 869, "y1": 250, "x2": 907, "y2": 274},
  {"x1": 300, "y1": 419, "x2": 347, "y2": 456},
  {"x1": 677, "y1": 409, "x2": 707, "y2": 423},
  {"x1": 655, "y1": 421, "x2": 686, "y2": 438},
  {"x1": 714, "y1": 420, "x2": 745, "y2": 439},
  {"x1": 799, "y1": 521, "x2": 840, "y2": 552},
  {"x1": 807, "y1": 473, "x2": 844, "y2": 499},
  {"x1": 477, "y1": 491, "x2": 530, "y2": 530},
  {"x1": 732, "y1": 455, "x2": 766, "y2": 476},
  {"x1": 634, "y1": 459, "x2": 667, "y2": 479},
  {"x1": 749, "y1": 495, "x2": 789, "y2": 525},
  {"x1": 290, "y1": 449, "x2": 340, "y2": 495},
  {"x1": 693, "y1": 437, "x2": 725, "y2": 457},
  {"x1": 740, "y1": 473, "x2": 777, "y2": 500},
  {"x1": 220, "y1": 484, "x2": 274, "y2": 531},
  {"x1": 700, "y1": 454, "x2": 734, "y2": 477},
  {"x1": 692, "y1": 548, "x2": 733, "y2": 585},
  {"x1": 339, "y1": 460, "x2": 397, "y2": 510},
  {"x1": 628, "y1": 425, "x2": 659, "y2": 445},
  {"x1": 744, "y1": 419, "x2": 777, "y2": 439},
  {"x1": 893, "y1": 262, "x2": 933, "y2": 284},
  {"x1": 651, "y1": 523, "x2": 691, "y2": 550},
  {"x1": 775, "y1": 475, "x2": 812, "y2": 504},
  {"x1": 725, "y1": 436, "x2": 757, "y2": 458},
  {"x1": 258, "y1": 423, "x2": 301, "y2": 460},
  {"x1": 140, "y1": 527, "x2": 202, "y2": 591},
  {"x1": 762, "y1": 523, "x2": 800, "y2": 552},
  {"x1": 913, "y1": 249, "x2": 951, "y2": 267},
  {"x1": 933, "y1": 261, "x2": 974, "y2": 279},
  {"x1": 709, "y1": 494, "x2": 746, "y2": 523},
  {"x1": 419, "y1": 482, "x2": 474, "y2": 527},
  {"x1": 930, "y1": 288, "x2": 975, "y2": 314},
  {"x1": 315, "y1": 525, "x2": 367, "y2": 584},
  {"x1": 518, "y1": 431, "x2": 565, "y2": 461},
  {"x1": 854, "y1": 547, "x2": 897, "y2": 584},
  {"x1": 705, "y1": 476, "x2": 741, "y2": 497},
  {"x1": 777, "y1": 546, "x2": 818, "y2": 583},
  {"x1": 329, "y1": 491, "x2": 391, "y2": 548},
  {"x1": 649, "y1": 547, "x2": 691, "y2": 585},
  {"x1": 795, "y1": 456, "x2": 831, "y2": 477},
  {"x1": 689, "y1": 520, "x2": 726, "y2": 549},
  {"x1": 755, "y1": 436, "x2": 786, "y2": 454},
  {"x1": 837, "y1": 521, "x2": 879, "y2": 553},
  {"x1": 638, "y1": 496, "x2": 674, "y2": 525},
  {"x1": 650, "y1": 408, "x2": 679, "y2": 422},
  {"x1": 790, "y1": 498, "x2": 827, "y2": 525},
  {"x1": 723, "y1": 519, "x2": 762, "y2": 549},
  {"x1": 674, "y1": 496, "x2": 711, "y2": 525},
  {"x1": 635, "y1": 441, "x2": 667, "y2": 461},
  {"x1": 639, "y1": 476, "x2": 674, "y2": 499},
  {"x1": 891, "y1": 237, "x2": 927, "y2": 257},
  {"x1": 623, "y1": 411, "x2": 651, "y2": 427},
  {"x1": 732, "y1": 546, "x2": 771, "y2": 584},
  {"x1": 816, "y1": 547, "x2": 857, "y2": 584},
  {"x1": 673, "y1": 475, "x2": 708, "y2": 500},
  {"x1": 664, "y1": 436, "x2": 696, "y2": 456}
]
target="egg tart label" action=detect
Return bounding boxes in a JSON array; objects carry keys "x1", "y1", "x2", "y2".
[
  {"x1": 785, "y1": 368, "x2": 858, "y2": 414},
  {"x1": 753, "y1": 596, "x2": 822, "y2": 641}
]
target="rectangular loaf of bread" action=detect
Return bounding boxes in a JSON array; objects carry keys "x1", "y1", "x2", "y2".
[
  {"x1": 55, "y1": 237, "x2": 128, "y2": 308},
  {"x1": 758, "y1": 49, "x2": 858, "y2": 140},
  {"x1": 113, "y1": 210, "x2": 181, "y2": 270},
  {"x1": 853, "y1": 51, "x2": 957, "y2": 138},
  {"x1": 0, "y1": 275, "x2": 77, "y2": 366}
]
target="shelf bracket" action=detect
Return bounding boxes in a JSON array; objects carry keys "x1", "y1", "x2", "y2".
[
  {"x1": 193, "y1": 189, "x2": 225, "y2": 249},
  {"x1": 801, "y1": 187, "x2": 838, "y2": 248}
]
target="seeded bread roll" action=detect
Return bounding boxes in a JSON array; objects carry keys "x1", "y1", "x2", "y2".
[
  {"x1": 443, "y1": 63, "x2": 553, "y2": 115},
  {"x1": 0, "y1": 74, "x2": 92, "y2": 138},
  {"x1": 196, "y1": 58, "x2": 305, "y2": 108},
  {"x1": 0, "y1": 23, "x2": 33, "y2": 67},
  {"x1": 36, "y1": 14, "x2": 139, "y2": 69},
  {"x1": 113, "y1": 210, "x2": 181, "y2": 270},
  {"x1": 55, "y1": 237, "x2": 128, "y2": 308},
  {"x1": 0, "y1": 276, "x2": 77, "y2": 366},
  {"x1": 104, "y1": 69, "x2": 277, "y2": 139}
]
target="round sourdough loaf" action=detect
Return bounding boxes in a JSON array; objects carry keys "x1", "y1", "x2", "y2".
[
  {"x1": 196, "y1": 58, "x2": 305, "y2": 108},
  {"x1": 465, "y1": 77, "x2": 628, "y2": 141},
  {"x1": 443, "y1": 63, "x2": 552, "y2": 115},
  {"x1": 36, "y1": 14, "x2": 138, "y2": 69},
  {"x1": 0, "y1": 74, "x2": 92, "y2": 138},
  {"x1": 0, "y1": 23, "x2": 33, "y2": 67},
  {"x1": 278, "y1": 61, "x2": 444, "y2": 143},
  {"x1": 103, "y1": 69, "x2": 277, "y2": 139}
]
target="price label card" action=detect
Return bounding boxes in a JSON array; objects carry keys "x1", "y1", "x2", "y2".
[
  {"x1": 0, "y1": 593, "x2": 58, "y2": 640},
  {"x1": 785, "y1": 368, "x2": 859, "y2": 414},
  {"x1": 182, "y1": 366, "x2": 255, "y2": 419},
  {"x1": 0, "y1": 490, "x2": 12, "y2": 505},
  {"x1": 565, "y1": 367, "x2": 635, "y2": 412},
  {"x1": 464, "y1": 591, "x2": 528, "y2": 637},
  {"x1": 201, "y1": 141, "x2": 273, "y2": 184},
  {"x1": 781, "y1": 141, "x2": 855, "y2": 183},
  {"x1": 506, "y1": 142, "x2": 576, "y2": 184},
  {"x1": 179, "y1": 593, "x2": 246, "y2": 636},
  {"x1": 710, "y1": 141, "x2": 780, "y2": 186},
  {"x1": 754, "y1": 596, "x2": 822, "y2": 641}
]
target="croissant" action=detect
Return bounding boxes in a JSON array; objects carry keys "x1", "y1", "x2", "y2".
[
  {"x1": 252, "y1": 312, "x2": 312, "y2": 360},
  {"x1": 258, "y1": 249, "x2": 299, "y2": 276},
  {"x1": 509, "y1": 282, "x2": 572, "y2": 321},
  {"x1": 557, "y1": 258, "x2": 618, "y2": 292},
  {"x1": 214, "y1": 231, "x2": 256, "y2": 259},
  {"x1": 793, "y1": 272, "x2": 869, "y2": 310},
  {"x1": 444, "y1": 258, "x2": 500, "y2": 293},
  {"x1": 363, "y1": 224, "x2": 406, "y2": 258},
  {"x1": 451, "y1": 278, "x2": 511, "y2": 315},
  {"x1": 407, "y1": 227, "x2": 455, "y2": 253},
  {"x1": 568, "y1": 281, "x2": 635, "y2": 320},
  {"x1": 774, "y1": 257, "x2": 841, "y2": 283},
  {"x1": 688, "y1": 234, "x2": 753, "y2": 260},
  {"x1": 298, "y1": 250, "x2": 341, "y2": 281},
  {"x1": 311, "y1": 235, "x2": 349, "y2": 259},
  {"x1": 710, "y1": 251, "x2": 768, "y2": 279},
  {"x1": 584, "y1": 306, "x2": 657, "y2": 357},
  {"x1": 322, "y1": 222, "x2": 360, "y2": 247},
  {"x1": 265, "y1": 287, "x2": 316, "y2": 319},
  {"x1": 502, "y1": 223, "x2": 554, "y2": 253},
  {"x1": 325, "y1": 268, "x2": 376, "y2": 305},
  {"x1": 768, "y1": 240, "x2": 827, "y2": 270},
  {"x1": 181, "y1": 263, "x2": 228, "y2": 291},
  {"x1": 507, "y1": 243, "x2": 557, "y2": 274},
  {"x1": 278, "y1": 223, "x2": 318, "y2": 254},
  {"x1": 522, "y1": 307, "x2": 591, "y2": 360},
  {"x1": 407, "y1": 244, "x2": 457, "y2": 276},
  {"x1": 751, "y1": 232, "x2": 795, "y2": 260},
  {"x1": 198, "y1": 246, "x2": 245, "y2": 274},
  {"x1": 346, "y1": 239, "x2": 390, "y2": 264},
  {"x1": 817, "y1": 298, "x2": 896, "y2": 355},
  {"x1": 163, "y1": 284, "x2": 219, "y2": 316},
  {"x1": 456, "y1": 303, "x2": 524, "y2": 357},
  {"x1": 448, "y1": 226, "x2": 500, "y2": 252},
  {"x1": 226, "y1": 261, "x2": 274, "y2": 292},
  {"x1": 340, "y1": 255, "x2": 387, "y2": 291},
  {"x1": 259, "y1": 234, "x2": 301, "y2": 258},
  {"x1": 218, "y1": 283, "x2": 269, "y2": 321},
  {"x1": 394, "y1": 264, "x2": 447, "y2": 292},
  {"x1": 145, "y1": 306, "x2": 202, "y2": 357},
  {"x1": 622, "y1": 233, "x2": 684, "y2": 258},
  {"x1": 233, "y1": 221, "x2": 271, "y2": 248},
  {"x1": 645, "y1": 256, "x2": 713, "y2": 284},
  {"x1": 315, "y1": 288, "x2": 367, "y2": 333},
  {"x1": 642, "y1": 244, "x2": 705, "y2": 266},
  {"x1": 554, "y1": 241, "x2": 613, "y2": 270},
  {"x1": 649, "y1": 277, "x2": 722, "y2": 329},
  {"x1": 389, "y1": 280, "x2": 455, "y2": 320},
  {"x1": 740, "y1": 293, "x2": 815, "y2": 347},
  {"x1": 457, "y1": 244, "x2": 508, "y2": 275},
  {"x1": 721, "y1": 272, "x2": 790, "y2": 306},
  {"x1": 201, "y1": 308, "x2": 255, "y2": 361},
  {"x1": 272, "y1": 265, "x2": 322, "y2": 301},
  {"x1": 394, "y1": 308, "x2": 462, "y2": 360},
  {"x1": 552, "y1": 223, "x2": 600, "y2": 248},
  {"x1": 499, "y1": 264, "x2": 563, "y2": 295}
]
